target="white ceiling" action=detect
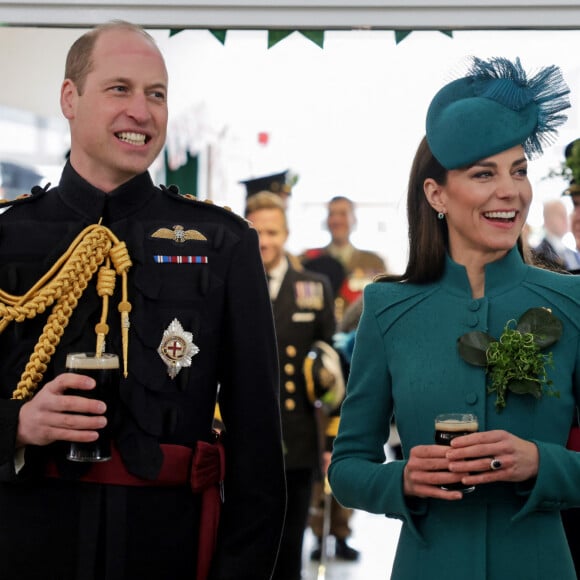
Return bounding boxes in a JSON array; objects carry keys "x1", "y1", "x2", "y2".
[
  {"x1": 2, "y1": 1, "x2": 580, "y2": 118},
  {"x1": 2, "y1": 0, "x2": 580, "y2": 28}
]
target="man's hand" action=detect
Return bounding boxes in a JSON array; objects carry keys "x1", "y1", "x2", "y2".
[{"x1": 16, "y1": 373, "x2": 107, "y2": 447}]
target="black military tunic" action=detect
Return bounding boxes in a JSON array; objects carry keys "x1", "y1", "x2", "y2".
[
  {"x1": 0, "y1": 163, "x2": 286, "y2": 580},
  {"x1": 270, "y1": 258, "x2": 335, "y2": 580}
]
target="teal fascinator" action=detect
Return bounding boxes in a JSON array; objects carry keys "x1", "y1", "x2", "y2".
[{"x1": 426, "y1": 57, "x2": 570, "y2": 170}]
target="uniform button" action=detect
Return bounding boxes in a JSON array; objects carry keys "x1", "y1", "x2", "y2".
[
  {"x1": 467, "y1": 315, "x2": 479, "y2": 327},
  {"x1": 468, "y1": 300, "x2": 480, "y2": 312},
  {"x1": 284, "y1": 363, "x2": 295, "y2": 376},
  {"x1": 285, "y1": 399, "x2": 296, "y2": 411},
  {"x1": 285, "y1": 381, "x2": 296, "y2": 393},
  {"x1": 286, "y1": 345, "x2": 297, "y2": 358},
  {"x1": 465, "y1": 392, "x2": 478, "y2": 405}
]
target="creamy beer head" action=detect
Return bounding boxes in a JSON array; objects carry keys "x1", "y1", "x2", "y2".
[
  {"x1": 435, "y1": 416, "x2": 479, "y2": 433},
  {"x1": 66, "y1": 352, "x2": 119, "y2": 370}
]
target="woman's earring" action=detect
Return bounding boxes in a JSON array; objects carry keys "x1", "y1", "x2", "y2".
[{"x1": 437, "y1": 212, "x2": 445, "y2": 220}]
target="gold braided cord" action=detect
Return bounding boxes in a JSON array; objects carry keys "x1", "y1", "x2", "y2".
[{"x1": 0, "y1": 224, "x2": 132, "y2": 401}]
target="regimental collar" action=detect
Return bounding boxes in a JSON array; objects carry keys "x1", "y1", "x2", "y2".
[{"x1": 57, "y1": 162, "x2": 157, "y2": 224}]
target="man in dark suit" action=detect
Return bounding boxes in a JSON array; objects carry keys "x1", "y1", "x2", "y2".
[{"x1": 245, "y1": 192, "x2": 337, "y2": 580}]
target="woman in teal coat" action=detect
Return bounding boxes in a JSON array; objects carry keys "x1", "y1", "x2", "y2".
[{"x1": 328, "y1": 56, "x2": 580, "y2": 580}]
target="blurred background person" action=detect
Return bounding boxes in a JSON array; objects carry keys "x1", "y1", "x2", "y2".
[
  {"x1": 560, "y1": 137, "x2": 580, "y2": 576},
  {"x1": 533, "y1": 198, "x2": 580, "y2": 271},
  {"x1": 245, "y1": 192, "x2": 343, "y2": 580},
  {"x1": 302, "y1": 195, "x2": 387, "y2": 322}
]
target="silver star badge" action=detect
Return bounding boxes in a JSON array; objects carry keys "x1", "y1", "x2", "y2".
[{"x1": 157, "y1": 318, "x2": 200, "y2": 379}]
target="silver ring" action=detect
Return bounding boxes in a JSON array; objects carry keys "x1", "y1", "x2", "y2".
[{"x1": 490, "y1": 458, "x2": 502, "y2": 471}]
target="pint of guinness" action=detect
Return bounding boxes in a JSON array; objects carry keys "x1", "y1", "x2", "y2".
[
  {"x1": 434, "y1": 413, "x2": 478, "y2": 492},
  {"x1": 65, "y1": 352, "x2": 120, "y2": 462}
]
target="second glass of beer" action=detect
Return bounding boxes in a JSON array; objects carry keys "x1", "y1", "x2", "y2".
[
  {"x1": 434, "y1": 413, "x2": 479, "y2": 493},
  {"x1": 65, "y1": 352, "x2": 120, "y2": 462}
]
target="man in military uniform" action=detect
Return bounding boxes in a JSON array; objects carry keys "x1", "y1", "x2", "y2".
[
  {"x1": 302, "y1": 195, "x2": 387, "y2": 321},
  {"x1": 302, "y1": 196, "x2": 386, "y2": 562},
  {"x1": 245, "y1": 192, "x2": 337, "y2": 580},
  {"x1": 0, "y1": 21, "x2": 285, "y2": 580}
]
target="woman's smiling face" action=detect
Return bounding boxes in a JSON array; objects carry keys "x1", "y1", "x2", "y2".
[{"x1": 425, "y1": 145, "x2": 532, "y2": 265}]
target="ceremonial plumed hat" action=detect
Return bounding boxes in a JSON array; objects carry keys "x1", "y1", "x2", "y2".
[
  {"x1": 303, "y1": 341, "x2": 345, "y2": 413},
  {"x1": 426, "y1": 57, "x2": 570, "y2": 170},
  {"x1": 240, "y1": 170, "x2": 297, "y2": 199}
]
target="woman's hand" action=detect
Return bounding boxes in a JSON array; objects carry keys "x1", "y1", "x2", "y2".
[
  {"x1": 16, "y1": 373, "x2": 107, "y2": 448},
  {"x1": 445, "y1": 429, "x2": 539, "y2": 485},
  {"x1": 403, "y1": 444, "x2": 464, "y2": 500}
]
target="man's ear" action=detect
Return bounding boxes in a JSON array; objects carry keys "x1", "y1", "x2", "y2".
[
  {"x1": 60, "y1": 79, "x2": 78, "y2": 120},
  {"x1": 424, "y1": 178, "x2": 446, "y2": 215}
]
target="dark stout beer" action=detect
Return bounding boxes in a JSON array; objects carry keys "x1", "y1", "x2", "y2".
[
  {"x1": 434, "y1": 413, "x2": 478, "y2": 492},
  {"x1": 66, "y1": 352, "x2": 120, "y2": 462}
]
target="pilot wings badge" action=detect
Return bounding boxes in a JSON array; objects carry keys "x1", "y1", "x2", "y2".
[
  {"x1": 157, "y1": 318, "x2": 200, "y2": 379},
  {"x1": 151, "y1": 225, "x2": 207, "y2": 243}
]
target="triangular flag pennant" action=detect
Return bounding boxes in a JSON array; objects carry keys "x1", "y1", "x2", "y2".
[
  {"x1": 299, "y1": 30, "x2": 324, "y2": 48},
  {"x1": 394, "y1": 30, "x2": 413, "y2": 44},
  {"x1": 268, "y1": 30, "x2": 294, "y2": 48},
  {"x1": 395, "y1": 29, "x2": 453, "y2": 44},
  {"x1": 209, "y1": 30, "x2": 227, "y2": 45}
]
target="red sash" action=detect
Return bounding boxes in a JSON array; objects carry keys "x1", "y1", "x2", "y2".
[
  {"x1": 567, "y1": 427, "x2": 580, "y2": 452},
  {"x1": 46, "y1": 439, "x2": 225, "y2": 580}
]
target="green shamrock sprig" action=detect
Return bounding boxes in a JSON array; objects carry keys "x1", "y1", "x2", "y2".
[{"x1": 457, "y1": 307, "x2": 562, "y2": 412}]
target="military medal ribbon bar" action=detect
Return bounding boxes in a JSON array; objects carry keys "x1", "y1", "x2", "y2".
[{"x1": 154, "y1": 255, "x2": 208, "y2": 264}]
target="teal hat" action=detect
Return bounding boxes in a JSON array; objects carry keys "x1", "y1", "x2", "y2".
[{"x1": 426, "y1": 57, "x2": 570, "y2": 170}]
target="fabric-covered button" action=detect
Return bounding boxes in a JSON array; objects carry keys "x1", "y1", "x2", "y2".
[
  {"x1": 467, "y1": 315, "x2": 479, "y2": 327},
  {"x1": 468, "y1": 300, "x2": 480, "y2": 312},
  {"x1": 465, "y1": 392, "x2": 478, "y2": 405}
]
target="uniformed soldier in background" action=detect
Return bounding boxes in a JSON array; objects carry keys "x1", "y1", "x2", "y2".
[
  {"x1": 303, "y1": 196, "x2": 388, "y2": 561},
  {"x1": 245, "y1": 192, "x2": 342, "y2": 580},
  {"x1": 0, "y1": 21, "x2": 285, "y2": 580},
  {"x1": 302, "y1": 195, "x2": 387, "y2": 322}
]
